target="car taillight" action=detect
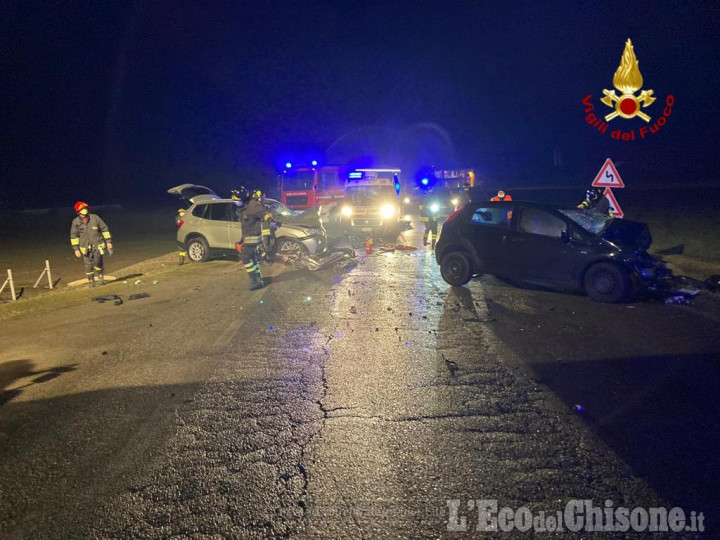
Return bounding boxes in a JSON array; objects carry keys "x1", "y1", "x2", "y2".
[
  {"x1": 177, "y1": 219, "x2": 184, "y2": 229},
  {"x1": 445, "y1": 206, "x2": 464, "y2": 223}
]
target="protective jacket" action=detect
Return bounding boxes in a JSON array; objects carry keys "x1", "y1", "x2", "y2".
[
  {"x1": 70, "y1": 214, "x2": 112, "y2": 255},
  {"x1": 490, "y1": 194, "x2": 512, "y2": 202},
  {"x1": 241, "y1": 199, "x2": 273, "y2": 243},
  {"x1": 578, "y1": 196, "x2": 611, "y2": 216}
]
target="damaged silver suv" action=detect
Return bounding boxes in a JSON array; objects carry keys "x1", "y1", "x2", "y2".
[{"x1": 168, "y1": 184, "x2": 327, "y2": 263}]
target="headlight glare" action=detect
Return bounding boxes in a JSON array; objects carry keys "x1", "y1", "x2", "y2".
[{"x1": 380, "y1": 204, "x2": 396, "y2": 218}]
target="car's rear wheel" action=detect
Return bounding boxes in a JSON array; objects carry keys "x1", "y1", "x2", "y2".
[
  {"x1": 276, "y1": 238, "x2": 305, "y2": 261},
  {"x1": 584, "y1": 262, "x2": 630, "y2": 303},
  {"x1": 186, "y1": 237, "x2": 210, "y2": 263},
  {"x1": 440, "y1": 251, "x2": 473, "y2": 286}
]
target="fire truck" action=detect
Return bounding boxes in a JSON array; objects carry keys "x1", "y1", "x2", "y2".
[
  {"x1": 278, "y1": 162, "x2": 345, "y2": 210},
  {"x1": 333, "y1": 168, "x2": 405, "y2": 236}
]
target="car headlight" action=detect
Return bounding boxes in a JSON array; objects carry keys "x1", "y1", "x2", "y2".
[
  {"x1": 451, "y1": 198, "x2": 459, "y2": 206},
  {"x1": 430, "y1": 203, "x2": 440, "y2": 213},
  {"x1": 341, "y1": 205, "x2": 353, "y2": 217},
  {"x1": 380, "y1": 204, "x2": 396, "y2": 218}
]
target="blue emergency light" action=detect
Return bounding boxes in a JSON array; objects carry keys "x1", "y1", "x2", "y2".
[
  {"x1": 285, "y1": 162, "x2": 292, "y2": 169},
  {"x1": 311, "y1": 160, "x2": 318, "y2": 166},
  {"x1": 421, "y1": 177, "x2": 429, "y2": 186},
  {"x1": 394, "y1": 173, "x2": 401, "y2": 195}
]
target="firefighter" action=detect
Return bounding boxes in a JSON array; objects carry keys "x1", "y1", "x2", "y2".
[
  {"x1": 490, "y1": 189, "x2": 512, "y2": 202},
  {"x1": 239, "y1": 190, "x2": 276, "y2": 290},
  {"x1": 459, "y1": 182, "x2": 472, "y2": 205},
  {"x1": 578, "y1": 187, "x2": 611, "y2": 216},
  {"x1": 70, "y1": 201, "x2": 113, "y2": 287},
  {"x1": 176, "y1": 208, "x2": 186, "y2": 265},
  {"x1": 418, "y1": 200, "x2": 440, "y2": 248}
]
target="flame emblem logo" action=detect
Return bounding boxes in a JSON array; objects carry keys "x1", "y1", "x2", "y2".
[{"x1": 600, "y1": 39, "x2": 656, "y2": 122}]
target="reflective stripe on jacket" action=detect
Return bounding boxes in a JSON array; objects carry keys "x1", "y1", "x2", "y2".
[{"x1": 70, "y1": 214, "x2": 111, "y2": 253}]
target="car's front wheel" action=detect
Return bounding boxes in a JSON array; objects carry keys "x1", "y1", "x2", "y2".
[
  {"x1": 276, "y1": 238, "x2": 306, "y2": 260},
  {"x1": 440, "y1": 251, "x2": 473, "y2": 286},
  {"x1": 186, "y1": 237, "x2": 210, "y2": 263},
  {"x1": 584, "y1": 262, "x2": 630, "y2": 303}
]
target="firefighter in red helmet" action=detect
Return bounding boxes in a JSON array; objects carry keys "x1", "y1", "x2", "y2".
[{"x1": 70, "y1": 201, "x2": 114, "y2": 287}]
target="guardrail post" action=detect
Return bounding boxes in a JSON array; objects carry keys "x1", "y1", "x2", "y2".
[
  {"x1": 0, "y1": 269, "x2": 17, "y2": 301},
  {"x1": 33, "y1": 259, "x2": 54, "y2": 290}
]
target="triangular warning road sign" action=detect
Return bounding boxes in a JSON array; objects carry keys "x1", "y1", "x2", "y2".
[
  {"x1": 603, "y1": 187, "x2": 624, "y2": 218},
  {"x1": 592, "y1": 158, "x2": 625, "y2": 188}
]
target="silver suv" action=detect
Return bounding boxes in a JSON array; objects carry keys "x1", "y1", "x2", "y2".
[{"x1": 168, "y1": 184, "x2": 327, "y2": 263}]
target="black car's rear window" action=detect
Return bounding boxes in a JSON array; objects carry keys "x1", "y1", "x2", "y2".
[{"x1": 470, "y1": 206, "x2": 511, "y2": 228}]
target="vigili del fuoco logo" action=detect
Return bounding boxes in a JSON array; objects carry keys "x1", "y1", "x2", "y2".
[{"x1": 582, "y1": 39, "x2": 674, "y2": 141}]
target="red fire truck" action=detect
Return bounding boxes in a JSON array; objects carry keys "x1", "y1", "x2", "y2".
[{"x1": 279, "y1": 164, "x2": 346, "y2": 210}]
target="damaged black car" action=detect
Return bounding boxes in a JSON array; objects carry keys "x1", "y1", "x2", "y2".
[{"x1": 435, "y1": 201, "x2": 671, "y2": 302}]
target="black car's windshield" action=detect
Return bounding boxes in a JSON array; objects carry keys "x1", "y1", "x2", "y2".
[{"x1": 560, "y1": 209, "x2": 613, "y2": 235}]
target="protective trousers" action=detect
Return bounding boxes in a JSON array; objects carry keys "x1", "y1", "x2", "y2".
[
  {"x1": 83, "y1": 247, "x2": 105, "y2": 284},
  {"x1": 240, "y1": 242, "x2": 264, "y2": 289},
  {"x1": 423, "y1": 218, "x2": 438, "y2": 246}
]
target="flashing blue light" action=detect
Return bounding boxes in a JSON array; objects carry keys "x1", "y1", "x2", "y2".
[
  {"x1": 421, "y1": 177, "x2": 429, "y2": 186},
  {"x1": 311, "y1": 160, "x2": 318, "y2": 166},
  {"x1": 285, "y1": 162, "x2": 292, "y2": 169},
  {"x1": 394, "y1": 173, "x2": 400, "y2": 195}
]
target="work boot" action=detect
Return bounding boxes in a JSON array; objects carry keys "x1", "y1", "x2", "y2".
[
  {"x1": 249, "y1": 271, "x2": 264, "y2": 291},
  {"x1": 87, "y1": 277, "x2": 96, "y2": 288},
  {"x1": 97, "y1": 274, "x2": 106, "y2": 286}
]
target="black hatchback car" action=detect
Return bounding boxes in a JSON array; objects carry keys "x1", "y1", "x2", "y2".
[{"x1": 435, "y1": 201, "x2": 669, "y2": 302}]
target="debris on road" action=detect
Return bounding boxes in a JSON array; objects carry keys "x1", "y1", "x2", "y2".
[
  {"x1": 91, "y1": 294, "x2": 123, "y2": 306},
  {"x1": 664, "y1": 295, "x2": 692, "y2": 305},
  {"x1": 128, "y1": 292, "x2": 150, "y2": 301}
]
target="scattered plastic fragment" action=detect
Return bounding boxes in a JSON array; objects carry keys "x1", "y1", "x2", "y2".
[
  {"x1": 573, "y1": 404, "x2": 584, "y2": 412},
  {"x1": 134, "y1": 280, "x2": 142, "y2": 285},
  {"x1": 92, "y1": 294, "x2": 123, "y2": 306},
  {"x1": 128, "y1": 292, "x2": 150, "y2": 301},
  {"x1": 268, "y1": 326, "x2": 275, "y2": 332},
  {"x1": 152, "y1": 280, "x2": 158, "y2": 285},
  {"x1": 664, "y1": 295, "x2": 691, "y2": 305},
  {"x1": 259, "y1": 300, "x2": 264, "y2": 304},
  {"x1": 305, "y1": 296, "x2": 312, "y2": 302}
]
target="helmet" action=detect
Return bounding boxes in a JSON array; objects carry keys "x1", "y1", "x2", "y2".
[
  {"x1": 74, "y1": 201, "x2": 88, "y2": 213},
  {"x1": 586, "y1": 187, "x2": 603, "y2": 202},
  {"x1": 231, "y1": 186, "x2": 249, "y2": 202},
  {"x1": 251, "y1": 189, "x2": 264, "y2": 200}
]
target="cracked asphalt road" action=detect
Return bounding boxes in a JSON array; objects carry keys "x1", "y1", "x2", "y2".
[{"x1": 1, "y1": 227, "x2": 718, "y2": 538}]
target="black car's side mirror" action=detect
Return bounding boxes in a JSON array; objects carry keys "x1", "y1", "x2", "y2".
[{"x1": 561, "y1": 230, "x2": 571, "y2": 244}]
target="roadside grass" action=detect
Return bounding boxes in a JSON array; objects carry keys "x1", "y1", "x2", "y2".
[
  {"x1": 632, "y1": 207, "x2": 720, "y2": 280},
  {"x1": 0, "y1": 254, "x2": 220, "y2": 323}
]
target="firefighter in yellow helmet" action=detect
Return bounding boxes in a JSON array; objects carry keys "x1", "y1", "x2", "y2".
[{"x1": 70, "y1": 201, "x2": 113, "y2": 287}]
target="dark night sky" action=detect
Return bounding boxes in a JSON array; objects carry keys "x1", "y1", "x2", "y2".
[{"x1": 2, "y1": 1, "x2": 720, "y2": 208}]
